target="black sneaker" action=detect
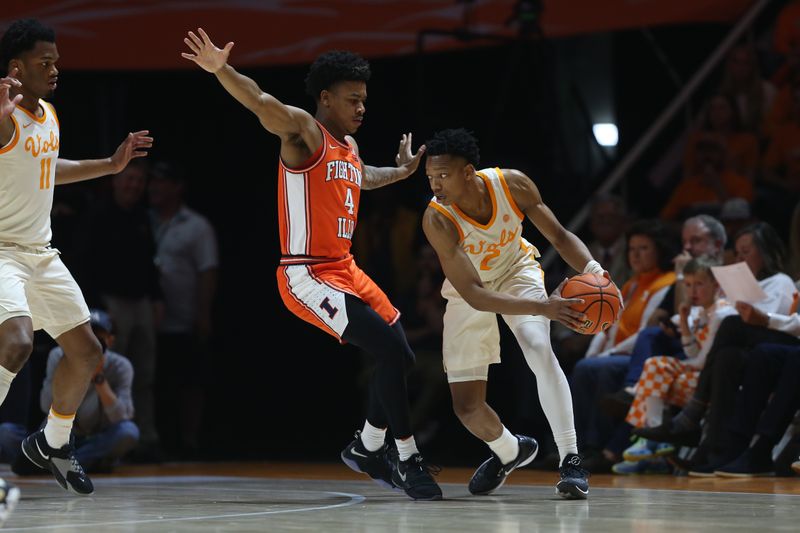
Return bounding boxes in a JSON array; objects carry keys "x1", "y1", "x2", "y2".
[
  {"x1": 468, "y1": 435, "x2": 539, "y2": 495},
  {"x1": 715, "y1": 449, "x2": 775, "y2": 478},
  {"x1": 340, "y1": 431, "x2": 395, "y2": 490},
  {"x1": 21, "y1": 430, "x2": 94, "y2": 495},
  {"x1": 391, "y1": 453, "x2": 443, "y2": 500},
  {"x1": 556, "y1": 453, "x2": 590, "y2": 500}
]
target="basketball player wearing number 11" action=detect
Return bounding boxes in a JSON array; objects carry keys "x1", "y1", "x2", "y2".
[
  {"x1": 182, "y1": 29, "x2": 441, "y2": 500},
  {"x1": 0, "y1": 18, "x2": 152, "y2": 496},
  {"x1": 422, "y1": 128, "x2": 620, "y2": 499}
]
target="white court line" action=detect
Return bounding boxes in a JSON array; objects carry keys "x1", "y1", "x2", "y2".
[{"x1": 3, "y1": 490, "x2": 366, "y2": 531}]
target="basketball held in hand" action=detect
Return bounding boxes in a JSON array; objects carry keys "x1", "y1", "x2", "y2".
[{"x1": 560, "y1": 273, "x2": 621, "y2": 335}]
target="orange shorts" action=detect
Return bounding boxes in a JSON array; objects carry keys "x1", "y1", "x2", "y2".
[{"x1": 276, "y1": 254, "x2": 399, "y2": 341}]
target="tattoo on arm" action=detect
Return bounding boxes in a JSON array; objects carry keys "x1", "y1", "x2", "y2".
[{"x1": 362, "y1": 165, "x2": 406, "y2": 190}]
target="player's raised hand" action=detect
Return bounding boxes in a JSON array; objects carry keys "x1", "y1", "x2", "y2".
[
  {"x1": 0, "y1": 68, "x2": 23, "y2": 122},
  {"x1": 109, "y1": 130, "x2": 154, "y2": 173},
  {"x1": 181, "y1": 28, "x2": 233, "y2": 74},
  {"x1": 395, "y1": 132, "x2": 426, "y2": 178}
]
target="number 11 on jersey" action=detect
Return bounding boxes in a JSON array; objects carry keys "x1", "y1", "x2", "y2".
[{"x1": 39, "y1": 157, "x2": 53, "y2": 189}]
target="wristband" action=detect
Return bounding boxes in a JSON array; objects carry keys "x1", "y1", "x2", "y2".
[{"x1": 583, "y1": 260, "x2": 604, "y2": 276}]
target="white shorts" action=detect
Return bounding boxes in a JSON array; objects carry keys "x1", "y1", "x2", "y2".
[
  {"x1": 0, "y1": 247, "x2": 90, "y2": 339},
  {"x1": 441, "y1": 253, "x2": 548, "y2": 376}
]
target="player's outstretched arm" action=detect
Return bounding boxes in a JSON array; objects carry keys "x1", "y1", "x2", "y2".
[
  {"x1": 181, "y1": 28, "x2": 319, "y2": 145},
  {"x1": 361, "y1": 133, "x2": 425, "y2": 190},
  {"x1": 422, "y1": 206, "x2": 586, "y2": 328},
  {"x1": 0, "y1": 69, "x2": 22, "y2": 145},
  {"x1": 504, "y1": 169, "x2": 599, "y2": 273},
  {"x1": 505, "y1": 169, "x2": 624, "y2": 308},
  {"x1": 55, "y1": 131, "x2": 153, "y2": 185}
]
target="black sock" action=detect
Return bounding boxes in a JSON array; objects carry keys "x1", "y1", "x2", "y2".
[{"x1": 671, "y1": 398, "x2": 705, "y2": 431}]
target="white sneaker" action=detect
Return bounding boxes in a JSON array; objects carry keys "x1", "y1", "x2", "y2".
[{"x1": 0, "y1": 478, "x2": 20, "y2": 527}]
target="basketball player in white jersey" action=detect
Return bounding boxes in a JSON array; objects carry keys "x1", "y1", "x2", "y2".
[
  {"x1": 422, "y1": 128, "x2": 619, "y2": 499},
  {"x1": 0, "y1": 19, "x2": 152, "y2": 495}
]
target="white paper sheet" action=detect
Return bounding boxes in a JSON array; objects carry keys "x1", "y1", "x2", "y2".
[{"x1": 710, "y1": 262, "x2": 767, "y2": 304}]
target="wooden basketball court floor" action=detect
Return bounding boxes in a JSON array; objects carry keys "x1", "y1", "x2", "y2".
[{"x1": 3, "y1": 462, "x2": 800, "y2": 532}]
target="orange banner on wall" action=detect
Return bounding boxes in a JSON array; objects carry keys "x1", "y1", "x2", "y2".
[{"x1": 0, "y1": 0, "x2": 755, "y2": 70}]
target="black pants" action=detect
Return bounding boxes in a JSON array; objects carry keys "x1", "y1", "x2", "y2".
[
  {"x1": 695, "y1": 316, "x2": 800, "y2": 450},
  {"x1": 728, "y1": 343, "x2": 800, "y2": 449},
  {"x1": 341, "y1": 294, "x2": 416, "y2": 439}
]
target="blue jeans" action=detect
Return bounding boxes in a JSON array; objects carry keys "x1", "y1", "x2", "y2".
[
  {"x1": 570, "y1": 355, "x2": 628, "y2": 450},
  {"x1": 75, "y1": 420, "x2": 140, "y2": 469},
  {"x1": 623, "y1": 326, "x2": 684, "y2": 387},
  {"x1": 0, "y1": 422, "x2": 26, "y2": 463}
]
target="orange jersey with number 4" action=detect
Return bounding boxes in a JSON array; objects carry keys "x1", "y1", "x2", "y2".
[{"x1": 277, "y1": 123, "x2": 363, "y2": 262}]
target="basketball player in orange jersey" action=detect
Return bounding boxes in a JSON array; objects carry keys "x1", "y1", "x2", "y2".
[
  {"x1": 182, "y1": 28, "x2": 442, "y2": 500},
  {"x1": 0, "y1": 18, "x2": 152, "y2": 496},
  {"x1": 422, "y1": 128, "x2": 620, "y2": 500}
]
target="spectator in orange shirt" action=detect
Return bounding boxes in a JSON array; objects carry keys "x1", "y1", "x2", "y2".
[
  {"x1": 684, "y1": 93, "x2": 759, "y2": 181},
  {"x1": 773, "y1": 0, "x2": 800, "y2": 57},
  {"x1": 661, "y1": 134, "x2": 753, "y2": 221},
  {"x1": 718, "y1": 43, "x2": 776, "y2": 135},
  {"x1": 759, "y1": 81, "x2": 800, "y2": 239}
]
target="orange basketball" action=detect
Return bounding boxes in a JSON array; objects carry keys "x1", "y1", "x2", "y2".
[{"x1": 560, "y1": 273, "x2": 621, "y2": 335}]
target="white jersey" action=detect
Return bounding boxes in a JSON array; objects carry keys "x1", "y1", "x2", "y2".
[
  {"x1": 0, "y1": 100, "x2": 59, "y2": 247},
  {"x1": 429, "y1": 167, "x2": 539, "y2": 282}
]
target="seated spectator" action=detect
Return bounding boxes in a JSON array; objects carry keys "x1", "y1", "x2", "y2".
[
  {"x1": 773, "y1": 0, "x2": 800, "y2": 58},
  {"x1": 614, "y1": 257, "x2": 735, "y2": 475},
  {"x1": 718, "y1": 198, "x2": 757, "y2": 265},
  {"x1": 718, "y1": 42, "x2": 776, "y2": 136},
  {"x1": 597, "y1": 214, "x2": 728, "y2": 419},
  {"x1": 17, "y1": 310, "x2": 139, "y2": 475},
  {"x1": 684, "y1": 93, "x2": 759, "y2": 181},
  {"x1": 660, "y1": 134, "x2": 753, "y2": 221},
  {"x1": 570, "y1": 219, "x2": 678, "y2": 471},
  {"x1": 790, "y1": 200, "x2": 800, "y2": 279},
  {"x1": 635, "y1": 222, "x2": 799, "y2": 473},
  {"x1": 758, "y1": 78, "x2": 800, "y2": 237},
  {"x1": 715, "y1": 337, "x2": 800, "y2": 477}
]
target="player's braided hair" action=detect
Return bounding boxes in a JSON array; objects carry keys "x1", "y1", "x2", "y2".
[
  {"x1": 424, "y1": 128, "x2": 480, "y2": 167},
  {"x1": 0, "y1": 19, "x2": 55, "y2": 75},
  {"x1": 305, "y1": 50, "x2": 371, "y2": 100}
]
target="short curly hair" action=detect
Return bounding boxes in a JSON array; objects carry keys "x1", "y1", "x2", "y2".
[
  {"x1": 424, "y1": 128, "x2": 480, "y2": 167},
  {"x1": 0, "y1": 19, "x2": 55, "y2": 75},
  {"x1": 625, "y1": 218, "x2": 680, "y2": 272},
  {"x1": 304, "y1": 50, "x2": 370, "y2": 100}
]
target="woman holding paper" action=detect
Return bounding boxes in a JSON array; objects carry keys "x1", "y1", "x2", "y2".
[{"x1": 635, "y1": 221, "x2": 799, "y2": 474}]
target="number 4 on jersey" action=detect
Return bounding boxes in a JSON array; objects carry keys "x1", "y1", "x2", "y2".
[{"x1": 344, "y1": 187, "x2": 355, "y2": 215}]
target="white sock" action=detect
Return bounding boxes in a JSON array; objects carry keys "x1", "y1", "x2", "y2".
[
  {"x1": 360, "y1": 420, "x2": 386, "y2": 452},
  {"x1": 395, "y1": 436, "x2": 419, "y2": 461},
  {"x1": 645, "y1": 396, "x2": 664, "y2": 427},
  {"x1": 0, "y1": 365, "x2": 16, "y2": 408},
  {"x1": 43, "y1": 408, "x2": 74, "y2": 449},
  {"x1": 553, "y1": 428, "x2": 579, "y2": 463},
  {"x1": 487, "y1": 426, "x2": 519, "y2": 465}
]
